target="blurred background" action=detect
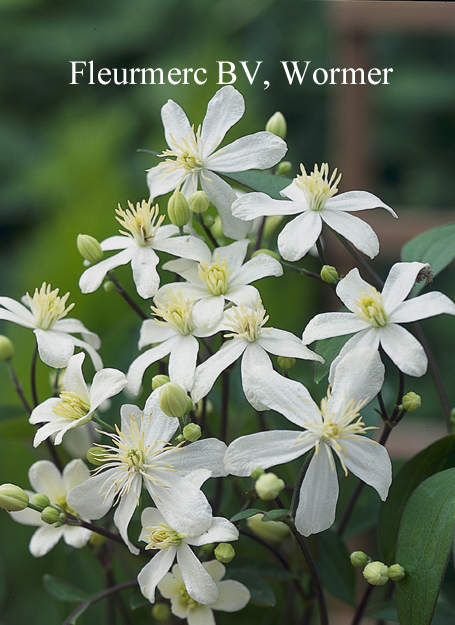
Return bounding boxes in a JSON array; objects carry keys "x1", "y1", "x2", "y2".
[{"x1": 1, "y1": 1, "x2": 455, "y2": 623}]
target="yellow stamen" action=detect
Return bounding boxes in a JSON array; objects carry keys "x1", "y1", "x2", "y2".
[
  {"x1": 198, "y1": 254, "x2": 232, "y2": 296},
  {"x1": 144, "y1": 523, "x2": 186, "y2": 550},
  {"x1": 295, "y1": 163, "x2": 342, "y2": 212},
  {"x1": 152, "y1": 289, "x2": 195, "y2": 335},
  {"x1": 52, "y1": 392, "x2": 90, "y2": 421},
  {"x1": 116, "y1": 199, "x2": 165, "y2": 247},
  {"x1": 26, "y1": 282, "x2": 75, "y2": 330},
  {"x1": 224, "y1": 300, "x2": 271, "y2": 343},
  {"x1": 355, "y1": 287, "x2": 388, "y2": 328}
]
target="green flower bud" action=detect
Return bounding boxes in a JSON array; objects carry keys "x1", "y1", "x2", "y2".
[
  {"x1": 320, "y1": 265, "x2": 339, "y2": 284},
  {"x1": 388, "y1": 564, "x2": 406, "y2": 582},
  {"x1": 77, "y1": 234, "x2": 104, "y2": 264},
  {"x1": 255, "y1": 472, "x2": 285, "y2": 501},
  {"x1": 183, "y1": 423, "x2": 201, "y2": 442},
  {"x1": 277, "y1": 356, "x2": 296, "y2": 371},
  {"x1": 103, "y1": 280, "x2": 116, "y2": 293},
  {"x1": 87, "y1": 447, "x2": 105, "y2": 467},
  {"x1": 152, "y1": 603, "x2": 172, "y2": 622},
  {"x1": 250, "y1": 466, "x2": 265, "y2": 480},
  {"x1": 0, "y1": 484, "x2": 29, "y2": 511},
  {"x1": 402, "y1": 392, "x2": 421, "y2": 412},
  {"x1": 152, "y1": 374, "x2": 170, "y2": 390},
  {"x1": 350, "y1": 551, "x2": 370, "y2": 567},
  {"x1": 0, "y1": 335, "x2": 14, "y2": 361},
  {"x1": 276, "y1": 161, "x2": 292, "y2": 176},
  {"x1": 188, "y1": 191, "x2": 211, "y2": 214},
  {"x1": 214, "y1": 543, "x2": 235, "y2": 564},
  {"x1": 203, "y1": 214, "x2": 215, "y2": 228},
  {"x1": 30, "y1": 493, "x2": 51, "y2": 510},
  {"x1": 175, "y1": 434, "x2": 185, "y2": 443},
  {"x1": 168, "y1": 190, "x2": 190, "y2": 227},
  {"x1": 251, "y1": 249, "x2": 281, "y2": 262},
  {"x1": 363, "y1": 561, "x2": 389, "y2": 586},
  {"x1": 41, "y1": 506, "x2": 61, "y2": 525},
  {"x1": 246, "y1": 513, "x2": 290, "y2": 543},
  {"x1": 159, "y1": 383, "x2": 190, "y2": 418},
  {"x1": 265, "y1": 112, "x2": 287, "y2": 140}
]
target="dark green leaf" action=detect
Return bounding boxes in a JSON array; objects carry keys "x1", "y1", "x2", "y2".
[
  {"x1": 370, "y1": 600, "x2": 399, "y2": 623},
  {"x1": 262, "y1": 509, "x2": 290, "y2": 522},
  {"x1": 222, "y1": 170, "x2": 290, "y2": 200},
  {"x1": 378, "y1": 434, "x2": 455, "y2": 562},
  {"x1": 225, "y1": 569, "x2": 276, "y2": 606},
  {"x1": 395, "y1": 468, "x2": 455, "y2": 625},
  {"x1": 43, "y1": 574, "x2": 89, "y2": 603},
  {"x1": 226, "y1": 556, "x2": 296, "y2": 580},
  {"x1": 230, "y1": 508, "x2": 264, "y2": 523},
  {"x1": 316, "y1": 530, "x2": 355, "y2": 607},
  {"x1": 312, "y1": 334, "x2": 353, "y2": 384}
]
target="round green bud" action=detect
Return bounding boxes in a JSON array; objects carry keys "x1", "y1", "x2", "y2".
[
  {"x1": 87, "y1": 447, "x2": 105, "y2": 467},
  {"x1": 77, "y1": 234, "x2": 104, "y2": 264},
  {"x1": 175, "y1": 434, "x2": 185, "y2": 443},
  {"x1": 251, "y1": 249, "x2": 281, "y2": 262},
  {"x1": 0, "y1": 335, "x2": 14, "y2": 362},
  {"x1": 152, "y1": 374, "x2": 170, "y2": 390},
  {"x1": 103, "y1": 280, "x2": 116, "y2": 293},
  {"x1": 0, "y1": 484, "x2": 29, "y2": 511},
  {"x1": 151, "y1": 603, "x2": 172, "y2": 622},
  {"x1": 159, "y1": 383, "x2": 190, "y2": 418},
  {"x1": 255, "y1": 472, "x2": 285, "y2": 501},
  {"x1": 41, "y1": 506, "x2": 61, "y2": 525},
  {"x1": 265, "y1": 111, "x2": 287, "y2": 140},
  {"x1": 277, "y1": 356, "x2": 296, "y2": 371},
  {"x1": 188, "y1": 191, "x2": 211, "y2": 214},
  {"x1": 246, "y1": 513, "x2": 290, "y2": 543},
  {"x1": 203, "y1": 214, "x2": 215, "y2": 228},
  {"x1": 320, "y1": 265, "x2": 339, "y2": 284},
  {"x1": 363, "y1": 561, "x2": 389, "y2": 586},
  {"x1": 250, "y1": 466, "x2": 265, "y2": 481},
  {"x1": 30, "y1": 493, "x2": 51, "y2": 510},
  {"x1": 350, "y1": 551, "x2": 370, "y2": 567},
  {"x1": 388, "y1": 564, "x2": 406, "y2": 582},
  {"x1": 214, "y1": 543, "x2": 235, "y2": 564},
  {"x1": 168, "y1": 190, "x2": 190, "y2": 227},
  {"x1": 402, "y1": 392, "x2": 421, "y2": 412},
  {"x1": 183, "y1": 423, "x2": 201, "y2": 442},
  {"x1": 276, "y1": 161, "x2": 292, "y2": 176}
]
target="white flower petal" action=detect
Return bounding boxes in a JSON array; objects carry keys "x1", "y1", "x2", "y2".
[
  {"x1": 66, "y1": 469, "x2": 118, "y2": 520},
  {"x1": 29, "y1": 398, "x2": 60, "y2": 426},
  {"x1": 114, "y1": 478, "x2": 142, "y2": 554},
  {"x1": 232, "y1": 192, "x2": 303, "y2": 220},
  {"x1": 193, "y1": 296, "x2": 225, "y2": 330},
  {"x1": 70, "y1": 336, "x2": 103, "y2": 372},
  {"x1": 214, "y1": 239, "x2": 249, "y2": 272},
  {"x1": 62, "y1": 353, "x2": 90, "y2": 402},
  {"x1": 203, "y1": 560, "x2": 226, "y2": 583},
  {"x1": 161, "y1": 98, "x2": 193, "y2": 148},
  {"x1": 153, "y1": 235, "x2": 209, "y2": 264},
  {"x1": 226, "y1": 285, "x2": 260, "y2": 309},
  {"x1": 100, "y1": 235, "x2": 133, "y2": 251},
  {"x1": 168, "y1": 334, "x2": 199, "y2": 391},
  {"x1": 389, "y1": 291, "x2": 455, "y2": 324},
  {"x1": 208, "y1": 132, "x2": 286, "y2": 172},
  {"x1": 142, "y1": 391, "x2": 180, "y2": 444},
  {"x1": 147, "y1": 163, "x2": 186, "y2": 199},
  {"x1": 131, "y1": 246, "x2": 160, "y2": 299},
  {"x1": 325, "y1": 190, "x2": 398, "y2": 217},
  {"x1": 200, "y1": 172, "x2": 252, "y2": 241},
  {"x1": 278, "y1": 210, "x2": 322, "y2": 262},
  {"x1": 62, "y1": 525, "x2": 91, "y2": 549},
  {"x1": 62, "y1": 459, "x2": 91, "y2": 493},
  {"x1": 380, "y1": 261, "x2": 426, "y2": 312},
  {"x1": 29, "y1": 460, "x2": 64, "y2": 500},
  {"x1": 321, "y1": 209, "x2": 379, "y2": 259},
  {"x1": 79, "y1": 248, "x2": 135, "y2": 294},
  {"x1": 211, "y1": 579, "x2": 250, "y2": 612},
  {"x1": 89, "y1": 368, "x2": 127, "y2": 412},
  {"x1": 200, "y1": 85, "x2": 245, "y2": 155},
  {"x1": 186, "y1": 517, "x2": 238, "y2": 547},
  {"x1": 335, "y1": 268, "x2": 376, "y2": 312},
  {"x1": 33, "y1": 419, "x2": 69, "y2": 447},
  {"x1": 379, "y1": 323, "x2": 428, "y2": 376},
  {"x1": 138, "y1": 547, "x2": 177, "y2": 603},
  {"x1": 126, "y1": 339, "x2": 176, "y2": 396},
  {"x1": 187, "y1": 606, "x2": 215, "y2": 625},
  {"x1": 34, "y1": 328, "x2": 75, "y2": 369},
  {"x1": 258, "y1": 328, "x2": 323, "y2": 361},
  {"x1": 29, "y1": 524, "x2": 64, "y2": 557},
  {"x1": 169, "y1": 438, "x2": 227, "y2": 478},
  {"x1": 177, "y1": 542, "x2": 219, "y2": 604},
  {"x1": 230, "y1": 253, "x2": 283, "y2": 288},
  {"x1": 191, "y1": 340, "x2": 246, "y2": 403},
  {"x1": 343, "y1": 437, "x2": 392, "y2": 500},
  {"x1": 139, "y1": 319, "x2": 176, "y2": 348},
  {"x1": 302, "y1": 312, "x2": 368, "y2": 345},
  {"x1": 280, "y1": 179, "x2": 307, "y2": 202},
  {"x1": 139, "y1": 507, "x2": 166, "y2": 542},
  {"x1": 328, "y1": 329, "x2": 380, "y2": 386}
]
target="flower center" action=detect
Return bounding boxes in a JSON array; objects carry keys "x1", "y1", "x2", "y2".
[
  {"x1": 116, "y1": 199, "x2": 165, "y2": 247},
  {"x1": 26, "y1": 283, "x2": 75, "y2": 330},
  {"x1": 295, "y1": 163, "x2": 342, "y2": 211},
  {"x1": 179, "y1": 586, "x2": 200, "y2": 609},
  {"x1": 355, "y1": 287, "x2": 388, "y2": 328},
  {"x1": 159, "y1": 125, "x2": 205, "y2": 175},
  {"x1": 198, "y1": 254, "x2": 232, "y2": 296},
  {"x1": 152, "y1": 289, "x2": 195, "y2": 335},
  {"x1": 52, "y1": 392, "x2": 90, "y2": 421},
  {"x1": 224, "y1": 300, "x2": 271, "y2": 343},
  {"x1": 144, "y1": 523, "x2": 186, "y2": 550}
]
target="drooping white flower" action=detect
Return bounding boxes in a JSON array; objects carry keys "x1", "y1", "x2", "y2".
[
  {"x1": 67, "y1": 390, "x2": 227, "y2": 554},
  {"x1": 79, "y1": 199, "x2": 208, "y2": 299},
  {"x1": 138, "y1": 506, "x2": 239, "y2": 606},
  {"x1": 146, "y1": 86, "x2": 287, "y2": 240},
  {"x1": 0, "y1": 282, "x2": 102, "y2": 370},
  {"x1": 191, "y1": 300, "x2": 323, "y2": 410},
  {"x1": 303, "y1": 262, "x2": 455, "y2": 377},
  {"x1": 232, "y1": 163, "x2": 397, "y2": 261},
  {"x1": 224, "y1": 348, "x2": 392, "y2": 537},
  {"x1": 9, "y1": 459, "x2": 92, "y2": 557},
  {"x1": 29, "y1": 352, "x2": 127, "y2": 447},
  {"x1": 155, "y1": 239, "x2": 283, "y2": 329}
]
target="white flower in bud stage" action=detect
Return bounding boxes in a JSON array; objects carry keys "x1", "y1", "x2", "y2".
[
  {"x1": 224, "y1": 348, "x2": 392, "y2": 537},
  {"x1": 29, "y1": 352, "x2": 127, "y2": 447},
  {"x1": 9, "y1": 459, "x2": 92, "y2": 557},
  {"x1": 146, "y1": 85, "x2": 287, "y2": 240},
  {"x1": 155, "y1": 239, "x2": 283, "y2": 330},
  {"x1": 67, "y1": 389, "x2": 227, "y2": 554},
  {"x1": 0, "y1": 283, "x2": 102, "y2": 369},
  {"x1": 303, "y1": 262, "x2": 455, "y2": 377},
  {"x1": 138, "y1": 506, "x2": 239, "y2": 606},
  {"x1": 79, "y1": 199, "x2": 209, "y2": 299},
  {"x1": 191, "y1": 300, "x2": 323, "y2": 410},
  {"x1": 232, "y1": 163, "x2": 397, "y2": 261}
]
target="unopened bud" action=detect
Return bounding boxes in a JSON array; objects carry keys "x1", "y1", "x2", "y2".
[
  {"x1": 0, "y1": 335, "x2": 14, "y2": 362},
  {"x1": 320, "y1": 265, "x2": 339, "y2": 284},
  {"x1": 203, "y1": 214, "x2": 215, "y2": 228},
  {"x1": 183, "y1": 423, "x2": 201, "y2": 442},
  {"x1": 41, "y1": 506, "x2": 61, "y2": 525},
  {"x1": 103, "y1": 280, "x2": 116, "y2": 293},
  {"x1": 30, "y1": 493, "x2": 50, "y2": 510},
  {"x1": 152, "y1": 374, "x2": 170, "y2": 391},
  {"x1": 214, "y1": 543, "x2": 235, "y2": 563},
  {"x1": 246, "y1": 513, "x2": 290, "y2": 543},
  {"x1": 168, "y1": 190, "x2": 190, "y2": 227},
  {"x1": 350, "y1": 551, "x2": 370, "y2": 567},
  {"x1": 251, "y1": 249, "x2": 281, "y2": 262},
  {"x1": 188, "y1": 191, "x2": 211, "y2": 214},
  {"x1": 276, "y1": 161, "x2": 292, "y2": 176},
  {"x1": 87, "y1": 447, "x2": 104, "y2": 467},
  {"x1": 265, "y1": 112, "x2": 287, "y2": 140},
  {"x1": 277, "y1": 356, "x2": 296, "y2": 371},
  {"x1": 152, "y1": 603, "x2": 172, "y2": 622},
  {"x1": 402, "y1": 392, "x2": 421, "y2": 412},
  {"x1": 250, "y1": 467, "x2": 265, "y2": 480},
  {"x1": 388, "y1": 564, "x2": 406, "y2": 582},
  {"x1": 77, "y1": 234, "x2": 104, "y2": 264},
  {"x1": 159, "y1": 383, "x2": 190, "y2": 418},
  {"x1": 255, "y1": 472, "x2": 285, "y2": 501},
  {"x1": 0, "y1": 484, "x2": 29, "y2": 511},
  {"x1": 363, "y1": 561, "x2": 389, "y2": 586}
]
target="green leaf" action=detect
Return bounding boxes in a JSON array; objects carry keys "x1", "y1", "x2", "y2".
[
  {"x1": 312, "y1": 334, "x2": 353, "y2": 384},
  {"x1": 378, "y1": 434, "x2": 455, "y2": 563},
  {"x1": 401, "y1": 223, "x2": 455, "y2": 295},
  {"x1": 225, "y1": 569, "x2": 276, "y2": 606},
  {"x1": 226, "y1": 555, "x2": 296, "y2": 580},
  {"x1": 395, "y1": 468, "x2": 455, "y2": 625},
  {"x1": 230, "y1": 508, "x2": 264, "y2": 523},
  {"x1": 262, "y1": 509, "x2": 290, "y2": 522},
  {"x1": 43, "y1": 575, "x2": 89, "y2": 603},
  {"x1": 316, "y1": 530, "x2": 355, "y2": 607},
  {"x1": 222, "y1": 170, "x2": 290, "y2": 200}
]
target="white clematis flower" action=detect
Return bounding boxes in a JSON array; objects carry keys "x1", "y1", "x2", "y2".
[
  {"x1": 146, "y1": 86, "x2": 287, "y2": 240},
  {"x1": 224, "y1": 348, "x2": 392, "y2": 537},
  {"x1": 9, "y1": 459, "x2": 92, "y2": 557},
  {"x1": 138, "y1": 507, "x2": 239, "y2": 606},
  {"x1": 158, "y1": 560, "x2": 250, "y2": 625},
  {"x1": 302, "y1": 262, "x2": 455, "y2": 377},
  {"x1": 79, "y1": 199, "x2": 208, "y2": 299},
  {"x1": 67, "y1": 390, "x2": 227, "y2": 554},
  {"x1": 191, "y1": 300, "x2": 323, "y2": 410},
  {"x1": 232, "y1": 163, "x2": 397, "y2": 261},
  {"x1": 0, "y1": 282, "x2": 102, "y2": 370},
  {"x1": 155, "y1": 239, "x2": 283, "y2": 330},
  {"x1": 29, "y1": 352, "x2": 127, "y2": 447}
]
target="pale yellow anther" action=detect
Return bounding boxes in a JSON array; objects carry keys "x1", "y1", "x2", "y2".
[
  {"x1": 116, "y1": 199, "x2": 165, "y2": 247},
  {"x1": 295, "y1": 163, "x2": 342, "y2": 212},
  {"x1": 198, "y1": 254, "x2": 232, "y2": 296},
  {"x1": 159, "y1": 125, "x2": 205, "y2": 175},
  {"x1": 26, "y1": 283, "x2": 75, "y2": 331},
  {"x1": 52, "y1": 392, "x2": 90, "y2": 421},
  {"x1": 152, "y1": 290, "x2": 195, "y2": 335},
  {"x1": 355, "y1": 287, "x2": 388, "y2": 328},
  {"x1": 144, "y1": 523, "x2": 186, "y2": 550},
  {"x1": 224, "y1": 300, "x2": 271, "y2": 343}
]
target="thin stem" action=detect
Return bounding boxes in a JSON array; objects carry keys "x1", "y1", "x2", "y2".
[
  {"x1": 252, "y1": 216, "x2": 266, "y2": 254},
  {"x1": 62, "y1": 580, "x2": 138, "y2": 625},
  {"x1": 351, "y1": 583, "x2": 375, "y2": 625},
  {"x1": 30, "y1": 344, "x2": 39, "y2": 407},
  {"x1": 7, "y1": 361, "x2": 32, "y2": 415},
  {"x1": 197, "y1": 213, "x2": 219, "y2": 248},
  {"x1": 92, "y1": 415, "x2": 117, "y2": 434},
  {"x1": 212, "y1": 371, "x2": 229, "y2": 515},
  {"x1": 65, "y1": 513, "x2": 147, "y2": 555},
  {"x1": 281, "y1": 260, "x2": 323, "y2": 281},
  {"x1": 316, "y1": 238, "x2": 329, "y2": 267},
  {"x1": 108, "y1": 272, "x2": 148, "y2": 321},
  {"x1": 332, "y1": 231, "x2": 384, "y2": 288},
  {"x1": 390, "y1": 370, "x2": 405, "y2": 423}
]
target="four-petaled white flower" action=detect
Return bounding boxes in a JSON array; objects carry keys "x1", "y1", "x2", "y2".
[
  {"x1": 138, "y1": 506, "x2": 239, "y2": 606},
  {"x1": 9, "y1": 459, "x2": 92, "y2": 557},
  {"x1": 146, "y1": 86, "x2": 287, "y2": 240},
  {"x1": 79, "y1": 199, "x2": 208, "y2": 299},
  {"x1": 191, "y1": 300, "x2": 323, "y2": 410},
  {"x1": 302, "y1": 262, "x2": 455, "y2": 377},
  {"x1": 67, "y1": 390, "x2": 227, "y2": 554},
  {"x1": 156, "y1": 239, "x2": 283, "y2": 330},
  {"x1": 232, "y1": 163, "x2": 397, "y2": 261},
  {"x1": 224, "y1": 348, "x2": 392, "y2": 537},
  {"x1": 0, "y1": 282, "x2": 102, "y2": 370},
  {"x1": 29, "y1": 352, "x2": 127, "y2": 447}
]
